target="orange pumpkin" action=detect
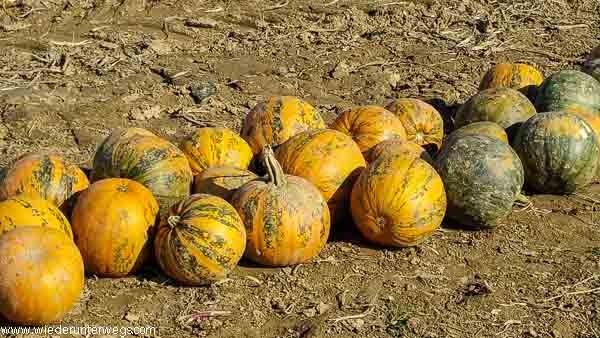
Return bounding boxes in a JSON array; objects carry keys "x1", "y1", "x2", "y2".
[
  {"x1": 0, "y1": 153, "x2": 89, "y2": 214},
  {"x1": 384, "y1": 98, "x2": 444, "y2": 151},
  {"x1": 479, "y1": 63, "x2": 544, "y2": 97},
  {"x1": 92, "y1": 127, "x2": 193, "y2": 215},
  {"x1": 240, "y1": 96, "x2": 326, "y2": 155},
  {"x1": 231, "y1": 146, "x2": 330, "y2": 266},
  {"x1": 193, "y1": 166, "x2": 258, "y2": 201},
  {"x1": 351, "y1": 153, "x2": 446, "y2": 247},
  {"x1": 180, "y1": 127, "x2": 253, "y2": 175},
  {"x1": 366, "y1": 140, "x2": 432, "y2": 164},
  {"x1": 0, "y1": 195, "x2": 72, "y2": 238},
  {"x1": 329, "y1": 105, "x2": 407, "y2": 155},
  {"x1": 0, "y1": 226, "x2": 84, "y2": 325},
  {"x1": 155, "y1": 194, "x2": 246, "y2": 285},
  {"x1": 71, "y1": 178, "x2": 159, "y2": 277},
  {"x1": 274, "y1": 129, "x2": 366, "y2": 225}
]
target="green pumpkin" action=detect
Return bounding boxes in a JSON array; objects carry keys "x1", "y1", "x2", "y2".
[
  {"x1": 534, "y1": 70, "x2": 600, "y2": 115},
  {"x1": 512, "y1": 111, "x2": 599, "y2": 194},
  {"x1": 454, "y1": 87, "x2": 537, "y2": 139},
  {"x1": 445, "y1": 121, "x2": 509, "y2": 144},
  {"x1": 434, "y1": 134, "x2": 524, "y2": 229},
  {"x1": 582, "y1": 59, "x2": 600, "y2": 84}
]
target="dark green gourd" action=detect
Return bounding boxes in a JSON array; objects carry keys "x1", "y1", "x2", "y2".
[{"x1": 534, "y1": 70, "x2": 600, "y2": 115}]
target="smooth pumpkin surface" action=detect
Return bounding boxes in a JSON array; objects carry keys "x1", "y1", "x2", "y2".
[
  {"x1": 0, "y1": 153, "x2": 89, "y2": 213},
  {"x1": 366, "y1": 139, "x2": 432, "y2": 164},
  {"x1": 446, "y1": 121, "x2": 509, "y2": 144},
  {"x1": 274, "y1": 129, "x2": 366, "y2": 225},
  {"x1": 71, "y1": 178, "x2": 159, "y2": 277},
  {"x1": 455, "y1": 87, "x2": 537, "y2": 138},
  {"x1": 231, "y1": 146, "x2": 330, "y2": 266},
  {"x1": 384, "y1": 98, "x2": 444, "y2": 150},
  {"x1": 155, "y1": 194, "x2": 246, "y2": 285},
  {"x1": 0, "y1": 195, "x2": 72, "y2": 238},
  {"x1": 534, "y1": 70, "x2": 600, "y2": 115},
  {"x1": 0, "y1": 226, "x2": 84, "y2": 325},
  {"x1": 92, "y1": 127, "x2": 193, "y2": 215},
  {"x1": 583, "y1": 58, "x2": 600, "y2": 83},
  {"x1": 240, "y1": 96, "x2": 326, "y2": 155},
  {"x1": 512, "y1": 111, "x2": 599, "y2": 193},
  {"x1": 180, "y1": 127, "x2": 253, "y2": 175},
  {"x1": 478, "y1": 63, "x2": 544, "y2": 98},
  {"x1": 193, "y1": 166, "x2": 258, "y2": 201},
  {"x1": 434, "y1": 134, "x2": 524, "y2": 229},
  {"x1": 351, "y1": 153, "x2": 446, "y2": 247},
  {"x1": 329, "y1": 105, "x2": 407, "y2": 155}
]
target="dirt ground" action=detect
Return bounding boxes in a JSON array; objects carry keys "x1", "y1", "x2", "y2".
[{"x1": 1, "y1": 0, "x2": 600, "y2": 337}]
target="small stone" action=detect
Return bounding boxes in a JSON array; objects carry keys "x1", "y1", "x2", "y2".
[
  {"x1": 331, "y1": 60, "x2": 351, "y2": 79},
  {"x1": 317, "y1": 302, "x2": 331, "y2": 314},
  {"x1": 528, "y1": 328, "x2": 539, "y2": 337},
  {"x1": 185, "y1": 17, "x2": 219, "y2": 28},
  {"x1": 124, "y1": 311, "x2": 140, "y2": 322},
  {"x1": 189, "y1": 80, "x2": 217, "y2": 104},
  {"x1": 130, "y1": 104, "x2": 162, "y2": 121}
]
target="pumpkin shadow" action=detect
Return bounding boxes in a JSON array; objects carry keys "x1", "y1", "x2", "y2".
[
  {"x1": 440, "y1": 219, "x2": 495, "y2": 232},
  {"x1": 425, "y1": 97, "x2": 461, "y2": 135}
]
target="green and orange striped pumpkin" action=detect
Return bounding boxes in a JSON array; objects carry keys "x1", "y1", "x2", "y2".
[
  {"x1": 193, "y1": 166, "x2": 258, "y2": 201},
  {"x1": 0, "y1": 195, "x2": 72, "y2": 238},
  {"x1": 154, "y1": 194, "x2": 246, "y2": 285},
  {"x1": 478, "y1": 63, "x2": 544, "y2": 99},
  {"x1": 366, "y1": 140, "x2": 432, "y2": 164},
  {"x1": 384, "y1": 98, "x2": 445, "y2": 151},
  {"x1": 445, "y1": 121, "x2": 509, "y2": 144}
]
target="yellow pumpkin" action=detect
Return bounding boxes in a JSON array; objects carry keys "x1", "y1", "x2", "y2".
[
  {"x1": 366, "y1": 140, "x2": 432, "y2": 164},
  {"x1": 154, "y1": 194, "x2": 246, "y2": 285},
  {"x1": 351, "y1": 153, "x2": 446, "y2": 247},
  {"x1": 240, "y1": 96, "x2": 326, "y2": 155},
  {"x1": 384, "y1": 98, "x2": 444, "y2": 151},
  {"x1": 329, "y1": 105, "x2": 407, "y2": 155},
  {"x1": 180, "y1": 127, "x2": 253, "y2": 175},
  {"x1": 479, "y1": 63, "x2": 544, "y2": 97},
  {"x1": 0, "y1": 226, "x2": 84, "y2": 325},
  {"x1": 71, "y1": 178, "x2": 159, "y2": 277},
  {"x1": 0, "y1": 195, "x2": 72, "y2": 238},
  {"x1": 193, "y1": 166, "x2": 258, "y2": 201}
]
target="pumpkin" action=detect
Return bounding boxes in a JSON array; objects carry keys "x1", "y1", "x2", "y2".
[
  {"x1": 274, "y1": 129, "x2": 366, "y2": 225},
  {"x1": 512, "y1": 111, "x2": 599, "y2": 194},
  {"x1": 434, "y1": 134, "x2": 524, "y2": 229},
  {"x1": 478, "y1": 63, "x2": 544, "y2": 99},
  {"x1": 366, "y1": 139, "x2": 433, "y2": 164},
  {"x1": 384, "y1": 98, "x2": 444, "y2": 151},
  {"x1": 180, "y1": 127, "x2": 253, "y2": 175},
  {"x1": 231, "y1": 146, "x2": 330, "y2": 266},
  {"x1": 193, "y1": 166, "x2": 258, "y2": 201},
  {"x1": 446, "y1": 121, "x2": 509, "y2": 144},
  {"x1": 0, "y1": 226, "x2": 84, "y2": 325},
  {"x1": 154, "y1": 194, "x2": 246, "y2": 285},
  {"x1": 92, "y1": 127, "x2": 193, "y2": 215},
  {"x1": 0, "y1": 153, "x2": 89, "y2": 214},
  {"x1": 583, "y1": 58, "x2": 600, "y2": 83},
  {"x1": 534, "y1": 70, "x2": 600, "y2": 115},
  {"x1": 350, "y1": 153, "x2": 446, "y2": 247},
  {"x1": 454, "y1": 87, "x2": 537, "y2": 139},
  {"x1": 240, "y1": 96, "x2": 326, "y2": 155},
  {"x1": 0, "y1": 195, "x2": 72, "y2": 238},
  {"x1": 71, "y1": 178, "x2": 159, "y2": 277},
  {"x1": 329, "y1": 105, "x2": 407, "y2": 155}
]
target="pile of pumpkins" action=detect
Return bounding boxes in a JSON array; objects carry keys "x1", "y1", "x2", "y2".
[{"x1": 1, "y1": 45, "x2": 600, "y2": 327}]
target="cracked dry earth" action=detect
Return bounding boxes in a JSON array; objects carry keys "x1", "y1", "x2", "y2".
[{"x1": 1, "y1": 0, "x2": 600, "y2": 337}]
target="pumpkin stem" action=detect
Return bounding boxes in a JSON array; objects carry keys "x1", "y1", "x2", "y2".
[
  {"x1": 261, "y1": 145, "x2": 286, "y2": 186},
  {"x1": 514, "y1": 192, "x2": 531, "y2": 205},
  {"x1": 167, "y1": 215, "x2": 181, "y2": 228}
]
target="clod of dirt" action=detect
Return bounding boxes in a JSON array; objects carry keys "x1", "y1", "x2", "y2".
[
  {"x1": 185, "y1": 17, "x2": 219, "y2": 28},
  {"x1": 461, "y1": 279, "x2": 493, "y2": 297},
  {"x1": 317, "y1": 302, "x2": 331, "y2": 314},
  {"x1": 148, "y1": 39, "x2": 172, "y2": 56},
  {"x1": 130, "y1": 104, "x2": 162, "y2": 121},
  {"x1": 124, "y1": 311, "x2": 140, "y2": 322},
  {"x1": 189, "y1": 80, "x2": 217, "y2": 104},
  {"x1": 331, "y1": 60, "x2": 351, "y2": 79}
]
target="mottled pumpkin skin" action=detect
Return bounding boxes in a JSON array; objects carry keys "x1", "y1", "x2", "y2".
[
  {"x1": 274, "y1": 129, "x2": 366, "y2": 225},
  {"x1": 513, "y1": 111, "x2": 599, "y2": 193},
  {"x1": 434, "y1": 135, "x2": 524, "y2": 229},
  {"x1": 0, "y1": 195, "x2": 72, "y2": 238},
  {"x1": 0, "y1": 226, "x2": 84, "y2": 326},
  {"x1": 154, "y1": 194, "x2": 246, "y2": 285},
  {"x1": 231, "y1": 173, "x2": 330, "y2": 267},
  {"x1": 384, "y1": 98, "x2": 444, "y2": 150},
  {"x1": 366, "y1": 139, "x2": 432, "y2": 164},
  {"x1": 446, "y1": 121, "x2": 509, "y2": 144},
  {"x1": 534, "y1": 70, "x2": 600, "y2": 115},
  {"x1": 479, "y1": 63, "x2": 544, "y2": 99},
  {"x1": 351, "y1": 154, "x2": 446, "y2": 247},
  {"x1": 583, "y1": 58, "x2": 600, "y2": 83},
  {"x1": 240, "y1": 96, "x2": 326, "y2": 155},
  {"x1": 454, "y1": 87, "x2": 537, "y2": 138},
  {"x1": 92, "y1": 128, "x2": 193, "y2": 215},
  {"x1": 71, "y1": 178, "x2": 159, "y2": 277},
  {"x1": 193, "y1": 166, "x2": 258, "y2": 201},
  {"x1": 180, "y1": 127, "x2": 253, "y2": 175},
  {"x1": 329, "y1": 105, "x2": 407, "y2": 155},
  {"x1": 0, "y1": 153, "x2": 89, "y2": 214}
]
